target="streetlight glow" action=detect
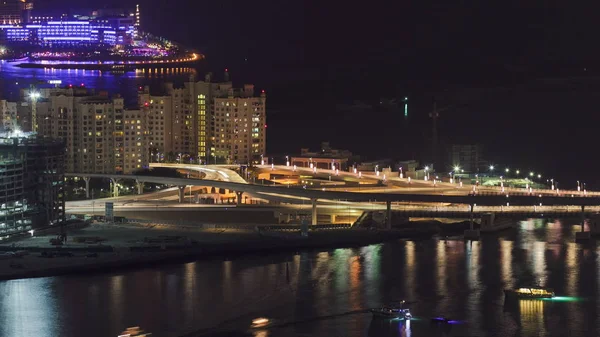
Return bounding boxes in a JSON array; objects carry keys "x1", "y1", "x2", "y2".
[
  {"x1": 489, "y1": 165, "x2": 494, "y2": 171},
  {"x1": 454, "y1": 165, "x2": 460, "y2": 172}
]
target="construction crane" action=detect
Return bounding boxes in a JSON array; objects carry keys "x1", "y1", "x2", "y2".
[{"x1": 429, "y1": 100, "x2": 453, "y2": 172}]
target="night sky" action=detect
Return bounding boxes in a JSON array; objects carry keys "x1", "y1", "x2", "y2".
[{"x1": 37, "y1": 1, "x2": 600, "y2": 187}]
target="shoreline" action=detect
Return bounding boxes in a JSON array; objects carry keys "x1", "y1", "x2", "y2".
[{"x1": 0, "y1": 228, "x2": 435, "y2": 281}]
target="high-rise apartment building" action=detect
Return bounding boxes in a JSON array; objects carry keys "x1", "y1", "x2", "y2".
[
  {"x1": 140, "y1": 73, "x2": 267, "y2": 165},
  {"x1": 25, "y1": 87, "x2": 148, "y2": 174},
  {"x1": 10, "y1": 73, "x2": 266, "y2": 174}
]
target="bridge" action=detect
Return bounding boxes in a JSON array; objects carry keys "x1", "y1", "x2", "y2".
[
  {"x1": 65, "y1": 168, "x2": 600, "y2": 239},
  {"x1": 256, "y1": 164, "x2": 598, "y2": 197}
]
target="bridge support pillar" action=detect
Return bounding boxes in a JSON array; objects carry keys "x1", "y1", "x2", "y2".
[
  {"x1": 83, "y1": 177, "x2": 90, "y2": 199},
  {"x1": 330, "y1": 214, "x2": 337, "y2": 224},
  {"x1": 178, "y1": 186, "x2": 186, "y2": 203},
  {"x1": 386, "y1": 201, "x2": 392, "y2": 230},
  {"x1": 136, "y1": 180, "x2": 144, "y2": 195},
  {"x1": 110, "y1": 178, "x2": 120, "y2": 198},
  {"x1": 464, "y1": 203, "x2": 480, "y2": 240},
  {"x1": 311, "y1": 198, "x2": 318, "y2": 225},
  {"x1": 576, "y1": 205, "x2": 591, "y2": 242},
  {"x1": 590, "y1": 214, "x2": 600, "y2": 236},
  {"x1": 236, "y1": 191, "x2": 243, "y2": 205}
]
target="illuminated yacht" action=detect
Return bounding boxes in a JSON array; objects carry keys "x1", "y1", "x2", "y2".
[
  {"x1": 504, "y1": 286, "x2": 555, "y2": 299},
  {"x1": 250, "y1": 317, "x2": 273, "y2": 329},
  {"x1": 370, "y1": 300, "x2": 412, "y2": 319}
]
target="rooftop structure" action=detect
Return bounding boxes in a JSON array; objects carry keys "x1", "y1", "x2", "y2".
[{"x1": 291, "y1": 142, "x2": 352, "y2": 170}]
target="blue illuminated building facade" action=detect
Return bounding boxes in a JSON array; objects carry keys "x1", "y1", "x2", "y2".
[{"x1": 0, "y1": 8, "x2": 137, "y2": 47}]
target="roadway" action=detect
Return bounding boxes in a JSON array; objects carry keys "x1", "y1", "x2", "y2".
[
  {"x1": 149, "y1": 163, "x2": 247, "y2": 183},
  {"x1": 258, "y1": 165, "x2": 597, "y2": 197}
]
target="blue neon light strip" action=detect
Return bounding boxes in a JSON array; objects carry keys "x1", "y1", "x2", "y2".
[
  {"x1": 43, "y1": 37, "x2": 93, "y2": 40},
  {"x1": 47, "y1": 21, "x2": 90, "y2": 25}
]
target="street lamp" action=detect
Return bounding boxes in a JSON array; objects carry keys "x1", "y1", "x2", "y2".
[
  {"x1": 505, "y1": 168, "x2": 509, "y2": 173},
  {"x1": 286, "y1": 155, "x2": 289, "y2": 167},
  {"x1": 424, "y1": 166, "x2": 429, "y2": 181},
  {"x1": 577, "y1": 181, "x2": 581, "y2": 192},
  {"x1": 516, "y1": 170, "x2": 520, "y2": 175},
  {"x1": 529, "y1": 172, "x2": 534, "y2": 177},
  {"x1": 29, "y1": 91, "x2": 40, "y2": 132},
  {"x1": 489, "y1": 165, "x2": 494, "y2": 171}
]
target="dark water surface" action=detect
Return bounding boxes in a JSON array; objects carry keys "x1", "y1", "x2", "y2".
[{"x1": 0, "y1": 219, "x2": 598, "y2": 337}]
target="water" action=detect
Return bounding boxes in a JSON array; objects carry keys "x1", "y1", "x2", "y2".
[
  {"x1": 0, "y1": 60, "x2": 199, "y2": 105},
  {"x1": 0, "y1": 219, "x2": 598, "y2": 337}
]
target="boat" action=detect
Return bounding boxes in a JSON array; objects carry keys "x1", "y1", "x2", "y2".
[
  {"x1": 250, "y1": 317, "x2": 273, "y2": 329},
  {"x1": 504, "y1": 286, "x2": 555, "y2": 299},
  {"x1": 118, "y1": 326, "x2": 152, "y2": 336},
  {"x1": 370, "y1": 301, "x2": 412, "y2": 319},
  {"x1": 431, "y1": 317, "x2": 464, "y2": 325}
]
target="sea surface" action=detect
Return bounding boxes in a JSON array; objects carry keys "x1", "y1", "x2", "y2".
[{"x1": 0, "y1": 219, "x2": 598, "y2": 337}]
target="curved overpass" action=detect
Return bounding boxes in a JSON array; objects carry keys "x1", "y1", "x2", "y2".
[
  {"x1": 148, "y1": 163, "x2": 247, "y2": 183},
  {"x1": 64, "y1": 173, "x2": 600, "y2": 207}
]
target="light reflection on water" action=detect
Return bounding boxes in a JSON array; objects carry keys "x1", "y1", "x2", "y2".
[
  {"x1": 0, "y1": 60, "x2": 200, "y2": 105},
  {"x1": 0, "y1": 220, "x2": 598, "y2": 336}
]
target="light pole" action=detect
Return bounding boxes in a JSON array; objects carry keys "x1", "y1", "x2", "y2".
[
  {"x1": 29, "y1": 91, "x2": 40, "y2": 132},
  {"x1": 453, "y1": 165, "x2": 460, "y2": 184},
  {"x1": 424, "y1": 166, "x2": 429, "y2": 181},
  {"x1": 487, "y1": 165, "x2": 494, "y2": 185},
  {"x1": 577, "y1": 180, "x2": 581, "y2": 192}
]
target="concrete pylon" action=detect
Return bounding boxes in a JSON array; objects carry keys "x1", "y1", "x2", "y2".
[
  {"x1": 83, "y1": 177, "x2": 90, "y2": 199},
  {"x1": 386, "y1": 201, "x2": 392, "y2": 230},
  {"x1": 178, "y1": 186, "x2": 186, "y2": 203},
  {"x1": 110, "y1": 178, "x2": 120, "y2": 198},
  {"x1": 575, "y1": 205, "x2": 591, "y2": 241},
  {"x1": 581, "y1": 205, "x2": 586, "y2": 232},
  {"x1": 136, "y1": 180, "x2": 144, "y2": 195},
  {"x1": 236, "y1": 191, "x2": 243, "y2": 205},
  {"x1": 464, "y1": 203, "x2": 480, "y2": 240},
  {"x1": 311, "y1": 198, "x2": 318, "y2": 225}
]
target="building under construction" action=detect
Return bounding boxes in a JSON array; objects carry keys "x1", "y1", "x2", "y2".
[{"x1": 0, "y1": 132, "x2": 65, "y2": 236}]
